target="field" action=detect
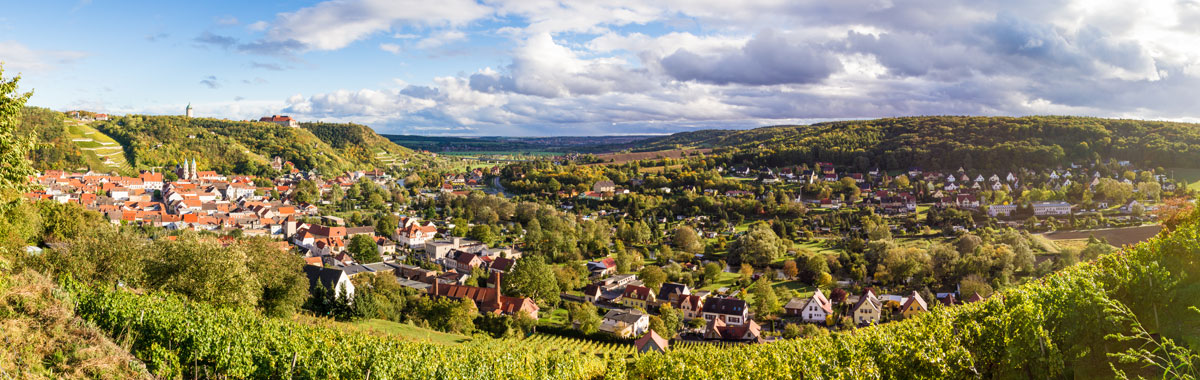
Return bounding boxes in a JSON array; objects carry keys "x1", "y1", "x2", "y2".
[
  {"x1": 1168, "y1": 167, "x2": 1200, "y2": 191},
  {"x1": 65, "y1": 120, "x2": 133, "y2": 174},
  {"x1": 586, "y1": 148, "x2": 712, "y2": 166},
  {"x1": 514, "y1": 333, "x2": 635, "y2": 358},
  {"x1": 1041, "y1": 225, "x2": 1163, "y2": 248},
  {"x1": 345, "y1": 318, "x2": 471, "y2": 346}
]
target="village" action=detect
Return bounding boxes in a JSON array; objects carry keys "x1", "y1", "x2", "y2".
[{"x1": 20, "y1": 153, "x2": 1182, "y2": 352}]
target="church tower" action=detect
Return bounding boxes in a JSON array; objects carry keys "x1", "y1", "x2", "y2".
[
  {"x1": 190, "y1": 158, "x2": 198, "y2": 180},
  {"x1": 185, "y1": 103, "x2": 194, "y2": 118}
]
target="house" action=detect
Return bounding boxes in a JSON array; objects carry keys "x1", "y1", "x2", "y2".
[
  {"x1": 701, "y1": 297, "x2": 749, "y2": 326},
  {"x1": 622, "y1": 285, "x2": 656, "y2": 310},
  {"x1": 899, "y1": 291, "x2": 928, "y2": 319},
  {"x1": 303, "y1": 265, "x2": 355, "y2": 300},
  {"x1": 703, "y1": 316, "x2": 762, "y2": 341},
  {"x1": 787, "y1": 289, "x2": 832, "y2": 324},
  {"x1": 582, "y1": 283, "x2": 604, "y2": 303},
  {"x1": 656, "y1": 283, "x2": 690, "y2": 307},
  {"x1": 851, "y1": 290, "x2": 882, "y2": 325},
  {"x1": 593, "y1": 180, "x2": 616, "y2": 193},
  {"x1": 394, "y1": 223, "x2": 438, "y2": 248},
  {"x1": 1033, "y1": 201, "x2": 1072, "y2": 216},
  {"x1": 634, "y1": 330, "x2": 669, "y2": 353},
  {"x1": 259, "y1": 115, "x2": 299, "y2": 127},
  {"x1": 599, "y1": 309, "x2": 650, "y2": 338},
  {"x1": 988, "y1": 204, "x2": 1017, "y2": 217},
  {"x1": 587, "y1": 257, "x2": 618, "y2": 276},
  {"x1": 429, "y1": 272, "x2": 539, "y2": 319},
  {"x1": 488, "y1": 257, "x2": 516, "y2": 273},
  {"x1": 677, "y1": 294, "x2": 705, "y2": 320}
]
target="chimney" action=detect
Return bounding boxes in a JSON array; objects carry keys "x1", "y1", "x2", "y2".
[
  {"x1": 431, "y1": 278, "x2": 439, "y2": 295},
  {"x1": 490, "y1": 271, "x2": 501, "y2": 290},
  {"x1": 453, "y1": 237, "x2": 462, "y2": 247}
]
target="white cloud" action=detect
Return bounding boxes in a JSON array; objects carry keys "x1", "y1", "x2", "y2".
[
  {"x1": 415, "y1": 30, "x2": 468, "y2": 49},
  {"x1": 379, "y1": 43, "x2": 402, "y2": 54},
  {"x1": 0, "y1": 40, "x2": 87, "y2": 74},
  {"x1": 260, "y1": 0, "x2": 491, "y2": 51}
]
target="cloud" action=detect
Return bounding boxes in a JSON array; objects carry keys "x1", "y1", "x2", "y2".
[
  {"x1": 216, "y1": 16, "x2": 239, "y2": 25},
  {"x1": 249, "y1": 61, "x2": 287, "y2": 71},
  {"x1": 255, "y1": 0, "x2": 492, "y2": 51},
  {"x1": 242, "y1": 77, "x2": 268, "y2": 85},
  {"x1": 194, "y1": 32, "x2": 237, "y2": 49},
  {"x1": 660, "y1": 29, "x2": 843, "y2": 85},
  {"x1": 415, "y1": 30, "x2": 467, "y2": 49},
  {"x1": 467, "y1": 33, "x2": 656, "y2": 98},
  {"x1": 379, "y1": 43, "x2": 403, "y2": 54},
  {"x1": 0, "y1": 40, "x2": 87, "y2": 73},
  {"x1": 200, "y1": 75, "x2": 220, "y2": 89},
  {"x1": 247, "y1": 21, "x2": 269, "y2": 31},
  {"x1": 145, "y1": 32, "x2": 170, "y2": 42}
]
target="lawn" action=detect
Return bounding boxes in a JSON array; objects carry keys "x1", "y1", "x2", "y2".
[
  {"x1": 794, "y1": 239, "x2": 841, "y2": 255},
  {"x1": 538, "y1": 307, "x2": 569, "y2": 327},
  {"x1": 349, "y1": 319, "x2": 471, "y2": 345},
  {"x1": 698, "y1": 271, "x2": 742, "y2": 293},
  {"x1": 1167, "y1": 167, "x2": 1200, "y2": 191}
]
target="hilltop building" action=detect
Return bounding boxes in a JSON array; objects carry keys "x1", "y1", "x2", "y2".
[
  {"x1": 260, "y1": 115, "x2": 299, "y2": 128},
  {"x1": 185, "y1": 103, "x2": 193, "y2": 118}
]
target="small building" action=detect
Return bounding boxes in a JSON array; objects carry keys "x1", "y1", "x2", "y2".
[
  {"x1": 599, "y1": 309, "x2": 650, "y2": 338},
  {"x1": 1032, "y1": 201, "x2": 1072, "y2": 216},
  {"x1": 621, "y1": 285, "x2": 656, "y2": 310},
  {"x1": 634, "y1": 330, "x2": 669, "y2": 353},
  {"x1": 259, "y1": 115, "x2": 299, "y2": 127},
  {"x1": 899, "y1": 291, "x2": 928, "y2": 319},
  {"x1": 303, "y1": 265, "x2": 355, "y2": 300},
  {"x1": 851, "y1": 289, "x2": 882, "y2": 325}
]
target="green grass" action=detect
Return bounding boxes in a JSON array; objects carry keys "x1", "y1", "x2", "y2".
[
  {"x1": 698, "y1": 271, "x2": 743, "y2": 293},
  {"x1": 794, "y1": 239, "x2": 841, "y2": 255},
  {"x1": 1168, "y1": 167, "x2": 1200, "y2": 191},
  {"x1": 538, "y1": 307, "x2": 569, "y2": 327},
  {"x1": 350, "y1": 318, "x2": 471, "y2": 345}
]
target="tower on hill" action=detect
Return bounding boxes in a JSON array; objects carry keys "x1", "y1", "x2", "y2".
[{"x1": 186, "y1": 103, "x2": 194, "y2": 118}]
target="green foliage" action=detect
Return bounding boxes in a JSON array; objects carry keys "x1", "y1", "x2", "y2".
[
  {"x1": 502, "y1": 255, "x2": 560, "y2": 307},
  {"x1": 0, "y1": 66, "x2": 35, "y2": 208},
  {"x1": 65, "y1": 280, "x2": 606, "y2": 379},
  {"x1": 348, "y1": 234, "x2": 382, "y2": 264},
  {"x1": 728, "y1": 222, "x2": 788, "y2": 267},
  {"x1": 638, "y1": 265, "x2": 666, "y2": 291}
]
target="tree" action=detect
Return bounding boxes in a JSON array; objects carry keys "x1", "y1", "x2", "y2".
[
  {"x1": 503, "y1": 256, "x2": 560, "y2": 307},
  {"x1": 0, "y1": 64, "x2": 35, "y2": 206},
  {"x1": 799, "y1": 253, "x2": 829, "y2": 284},
  {"x1": 750, "y1": 277, "x2": 780, "y2": 319},
  {"x1": 703, "y1": 262, "x2": 723, "y2": 285},
  {"x1": 783, "y1": 259, "x2": 799, "y2": 280},
  {"x1": 145, "y1": 236, "x2": 258, "y2": 308},
  {"x1": 568, "y1": 302, "x2": 601, "y2": 334},
  {"x1": 293, "y1": 180, "x2": 320, "y2": 205},
  {"x1": 639, "y1": 265, "x2": 667, "y2": 291},
  {"x1": 348, "y1": 234, "x2": 382, "y2": 264},
  {"x1": 375, "y1": 215, "x2": 398, "y2": 238},
  {"x1": 672, "y1": 225, "x2": 704, "y2": 254},
  {"x1": 657, "y1": 303, "x2": 682, "y2": 338},
  {"x1": 468, "y1": 224, "x2": 495, "y2": 246},
  {"x1": 738, "y1": 263, "x2": 754, "y2": 283},
  {"x1": 960, "y1": 274, "x2": 994, "y2": 298},
  {"x1": 241, "y1": 237, "x2": 309, "y2": 317},
  {"x1": 728, "y1": 223, "x2": 788, "y2": 267}
]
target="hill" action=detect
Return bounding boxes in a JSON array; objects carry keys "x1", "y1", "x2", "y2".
[
  {"x1": 91, "y1": 115, "x2": 407, "y2": 176},
  {"x1": 300, "y1": 122, "x2": 412, "y2": 167},
  {"x1": 16, "y1": 107, "x2": 135, "y2": 175},
  {"x1": 625, "y1": 116, "x2": 1200, "y2": 171}
]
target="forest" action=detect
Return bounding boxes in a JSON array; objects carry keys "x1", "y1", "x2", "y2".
[{"x1": 627, "y1": 116, "x2": 1200, "y2": 171}]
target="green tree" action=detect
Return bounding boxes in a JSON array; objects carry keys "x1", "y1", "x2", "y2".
[
  {"x1": 750, "y1": 277, "x2": 781, "y2": 319},
  {"x1": 703, "y1": 262, "x2": 723, "y2": 285},
  {"x1": 375, "y1": 215, "x2": 398, "y2": 238},
  {"x1": 657, "y1": 303, "x2": 682, "y2": 338},
  {"x1": 293, "y1": 180, "x2": 320, "y2": 205},
  {"x1": 348, "y1": 233, "x2": 382, "y2": 264},
  {"x1": 672, "y1": 225, "x2": 704, "y2": 254},
  {"x1": 639, "y1": 265, "x2": 667, "y2": 291},
  {"x1": 468, "y1": 224, "x2": 495, "y2": 246},
  {"x1": 568, "y1": 302, "x2": 601, "y2": 334},
  {"x1": 503, "y1": 256, "x2": 560, "y2": 307},
  {"x1": 728, "y1": 223, "x2": 788, "y2": 267},
  {"x1": 0, "y1": 64, "x2": 35, "y2": 207}
]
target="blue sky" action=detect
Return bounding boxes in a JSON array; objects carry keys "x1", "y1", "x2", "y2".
[{"x1": 3, "y1": 0, "x2": 1200, "y2": 136}]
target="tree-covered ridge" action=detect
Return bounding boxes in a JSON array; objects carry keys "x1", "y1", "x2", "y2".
[
  {"x1": 633, "y1": 116, "x2": 1200, "y2": 170},
  {"x1": 15, "y1": 107, "x2": 90, "y2": 172},
  {"x1": 301, "y1": 121, "x2": 412, "y2": 163},
  {"x1": 92, "y1": 115, "x2": 393, "y2": 175}
]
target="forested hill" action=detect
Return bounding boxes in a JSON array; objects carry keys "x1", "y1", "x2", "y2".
[
  {"x1": 629, "y1": 116, "x2": 1200, "y2": 170},
  {"x1": 93, "y1": 115, "x2": 405, "y2": 176},
  {"x1": 300, "y1": 122, "x2": 412, "y2": 163}
]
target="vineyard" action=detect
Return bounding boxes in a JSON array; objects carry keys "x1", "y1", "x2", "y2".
[
  {"x1": 517, "y1": 333, "x2": 636, "y2": 358},
  {"x1": 628, "y1": 214, "x2": 1200, "y2": 379},
  {"x1": 65, "y1": 281, "x2": 608, "y2": 380}
]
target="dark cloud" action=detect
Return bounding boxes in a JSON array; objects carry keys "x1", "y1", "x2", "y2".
[
  {"x1": 660, "y1": 29, "x2": 842, "y2": 85},
  {"x1": 399, "y1": 85, "x2": 440, "y2": 99},
  {"x1": 250, "y1": 61, "x2": 287, "y2": 71},
  {"x1": 200, "y1": 75, "x2": 220, "y2": 89},
  {"x1": 194, "y1": 32, "x2": 237, "y2": 49}
]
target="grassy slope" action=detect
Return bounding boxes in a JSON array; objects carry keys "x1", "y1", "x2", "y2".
[
  {"x1": 0, "y1": 270, "x2": 150, "y2": 379},
  {"x1": 63, "y1": 120, "x2": 133, "y2": 174}
]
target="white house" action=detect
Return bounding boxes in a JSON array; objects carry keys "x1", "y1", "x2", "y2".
[
  {"x1": 1033, "y1": 201, "x2": 1072, "y2": 216},
  {"x1": 599, "y1": 309, "x2": 650, "y2": 338}
]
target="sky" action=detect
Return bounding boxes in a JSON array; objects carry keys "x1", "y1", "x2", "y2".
[{"x1": 2, "y1": 0, "x2": 1200, "y2": 136}]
